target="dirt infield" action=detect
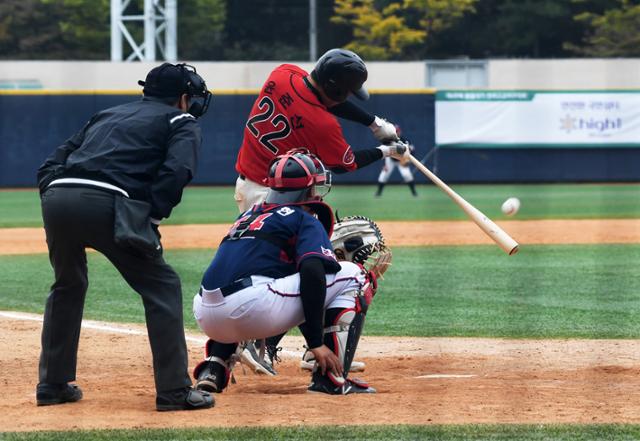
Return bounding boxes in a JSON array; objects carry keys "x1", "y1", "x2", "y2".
[
  {"x1": 2, "y1": 312, "x2": 640, "y2": 432},
  {"x1": 2, "y1": 219, "x2": 640, "y2": 431},
  {"x1": 2, "y1": 219, "x2": 640, "y2": 255}
]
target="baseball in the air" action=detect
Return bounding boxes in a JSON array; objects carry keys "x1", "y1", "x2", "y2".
[{"x1": 501, "y1": 197, "x2": 521, "y2": 216}]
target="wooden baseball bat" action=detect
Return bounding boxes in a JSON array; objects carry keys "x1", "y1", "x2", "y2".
[{"x1": 409, "y1": 154, "x2": 519, "y2": 255}]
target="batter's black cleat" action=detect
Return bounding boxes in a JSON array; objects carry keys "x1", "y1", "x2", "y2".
[
  {"x1": 194, "y1": 358, "x2": 231, "y2": 393},
  {"x1": 156, "y1": 387, "x2": 214, "y2": 411},
  {"x1": 36, "y1": 382, "x2": 83, "y2": 406},
  {"x1": 307, "y1": 372, "x2": 376, "y2": 395}
]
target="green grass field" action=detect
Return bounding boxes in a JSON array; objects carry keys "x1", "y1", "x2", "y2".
[
  {"x1": 3, "y1": 244, "x2": 640, "y2": 338},
  {"x1": 3, "y1": 424, "x2": 640, "y2": 441},
  {"x1": 1, "y1": 183, "x2": 639, "y2": 440},
  {"x1": 2, "y1": 183, "x2": 640, "y2": 227}
]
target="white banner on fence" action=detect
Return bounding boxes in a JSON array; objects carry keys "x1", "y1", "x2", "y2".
[{"x1": 435, "y1": 90, "x2": 640, "y2": 147}]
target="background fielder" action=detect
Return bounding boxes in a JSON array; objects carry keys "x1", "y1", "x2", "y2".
[{"x1": 375, "y1": 125, "x2": 417, "y2": 197}]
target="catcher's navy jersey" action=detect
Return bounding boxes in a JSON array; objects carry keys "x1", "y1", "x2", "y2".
[{"x1": 201, "y1": 203, "x2": 339, "y2": 290}]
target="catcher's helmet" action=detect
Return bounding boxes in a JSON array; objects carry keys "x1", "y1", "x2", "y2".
[
  {"x1": 138, "y1": 63, "x2": 212, "y2": 117},
  {"x1": 265, "y1": 150, "x2": 331, "y2": 205},
  {"x1": 311, "y1": 48, "x2": 369, "y2": 102}
]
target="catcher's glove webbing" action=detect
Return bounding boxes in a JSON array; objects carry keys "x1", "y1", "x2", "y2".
[{"x1": 330, "y1": 215, "x2": 392, "y2": 278}]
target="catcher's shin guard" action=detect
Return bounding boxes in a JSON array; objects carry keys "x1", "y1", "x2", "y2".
[
  {"x1": 324, "y1": 290, "x2": 369, "y2": 378},
  {"x1": 193, "y1": 339, "x2": 235, "y2": 393},
  {"x1": 194, "y1": 356, "x2": 231, "y2": 393},
  {"x1": 308, "y1": 301, "x2": 375, "y2": 395}
]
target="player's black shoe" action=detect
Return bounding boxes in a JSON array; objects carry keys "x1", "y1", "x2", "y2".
[
  {"x1": 300, "y1": 348, "x2": 366, "y2": 372},
  {"x1": 36, "y1": 382, "x2": 83, "y2": 406},
  {"x1": 194, "y1": 358, "x2": 230, "y2": 393},
  {"x1": 156, "y1": 386, "x2": 214, "y2": 411},
  {"x1": 307, "y1": 371, "x2": 376, "y2": 395}
]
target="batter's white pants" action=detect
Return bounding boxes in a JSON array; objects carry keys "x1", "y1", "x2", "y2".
[
  {"x1": 234, "y1": 176, "x2": 269, "y2": 213},
  {"x1": 378, "y1": 157, "x2": 414, "y2": 183},
  {"x1": 193, "y1": 261, "x2": 365, "y2": 344}
]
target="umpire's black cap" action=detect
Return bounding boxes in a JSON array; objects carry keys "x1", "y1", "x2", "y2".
[{"x1": 138, "y1": 63, "x2": 187, "y2": 97}]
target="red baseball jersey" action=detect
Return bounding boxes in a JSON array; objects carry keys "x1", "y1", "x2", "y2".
[{"x1": 235, "y1": 64, "x2": 357, "y2": 183}]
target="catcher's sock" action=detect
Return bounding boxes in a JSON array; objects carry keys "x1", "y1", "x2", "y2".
[
  {"x1": 408, "y1": 182, "x2": 417, "y2": 196},
  {"x1": 264, "y1": 333, "x2": 286, "y2": 349},
  {"x1": 211, "y1": 341, "x2": 237, "y2": 359},
  {"x1": 260, "y1": 333, "x2": 285, "y2": 365}
]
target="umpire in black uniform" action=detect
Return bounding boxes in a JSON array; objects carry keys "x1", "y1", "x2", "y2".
[{"x1": 36, "y1": 63, "x2": 214, "y2": 411}]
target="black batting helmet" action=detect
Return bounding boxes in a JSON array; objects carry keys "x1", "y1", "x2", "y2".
[
  {"x1": 265, "y1": 150, "x2": 331, "y2": 205},
  {"x1": 311, "y1": 48, "x2": 369, "y2": 102}
]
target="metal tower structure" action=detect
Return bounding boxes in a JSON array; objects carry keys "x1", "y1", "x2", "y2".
[{"x1": 110, "y1": 0, "x2": 177, "y2": 62}]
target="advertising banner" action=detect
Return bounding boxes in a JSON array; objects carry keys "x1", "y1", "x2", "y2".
[{"x1": 435, "y1": 90, "x2": 640, "y2": 148}]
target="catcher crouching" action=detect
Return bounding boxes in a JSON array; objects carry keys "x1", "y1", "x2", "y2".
[{"x1": 191, "y1": 151, "x2": 390, "y2": 395}]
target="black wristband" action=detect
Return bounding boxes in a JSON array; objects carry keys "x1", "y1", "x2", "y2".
[{"x1": 354, "y1": 148, "x2": 384, "y2": 169}]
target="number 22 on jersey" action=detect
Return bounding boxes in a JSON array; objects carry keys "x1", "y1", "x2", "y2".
[{"x1": 246, "y1": 96, "x2": 291, "y2": 155}]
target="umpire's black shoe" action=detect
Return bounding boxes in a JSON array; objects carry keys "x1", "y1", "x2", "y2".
[
  {"x1": 156, "y1": 386, "x2": 214, "y2": 411},
  {"x1": 36, "y1": 382, "x2": 83, "y2": 406},
  {"x1": 307, "y1": 372, "x2": 376, "y2": 395}
]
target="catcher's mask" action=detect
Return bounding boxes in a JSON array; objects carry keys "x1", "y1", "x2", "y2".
[
  {"x1": 265, "y1": 150, "x2": 331, "y2": 205},
  {"x1": 138, "y1": 63, "x2": 212, "y2": 118}
]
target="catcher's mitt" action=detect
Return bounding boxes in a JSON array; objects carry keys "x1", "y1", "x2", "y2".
[{"x1": 330, "y1": 215, "x2": 392, "y2": 278}]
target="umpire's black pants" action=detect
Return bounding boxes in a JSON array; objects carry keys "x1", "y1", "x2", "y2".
[{"x1": 39, "y1": 186, "x2": 192, "y2": 393}]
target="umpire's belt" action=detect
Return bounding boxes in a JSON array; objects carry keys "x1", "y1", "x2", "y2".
[{"x1": 200, "y1": 277, "x2": 253, "y2": 298}]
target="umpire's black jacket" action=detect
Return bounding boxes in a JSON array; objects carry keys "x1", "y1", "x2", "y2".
[{"x1": 37, "y1": 96, "x2": 201, "y2": 220}]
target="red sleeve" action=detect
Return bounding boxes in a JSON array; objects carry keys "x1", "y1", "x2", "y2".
[{"x1": 307, "y1": 117, "x2": 357, "y2": 172}]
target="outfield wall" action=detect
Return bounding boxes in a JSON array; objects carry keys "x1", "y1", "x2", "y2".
[
  {"x1": 2, "y1": 59, "x2": 640, "y2": 89},
  {"x1": 1, "y1": 90, "x2": 638, "y2": 186},
  {"x1": 0, "y1": 91, "x2": 435, "y2": 187}
]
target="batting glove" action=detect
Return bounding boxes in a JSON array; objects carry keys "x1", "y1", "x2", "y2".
[
  {"x1": 369, "y1": 116, "x2": 398, "y2": 143},
  {"x1": 377, "y1": 140, "x2": 410, "y2": 161}
]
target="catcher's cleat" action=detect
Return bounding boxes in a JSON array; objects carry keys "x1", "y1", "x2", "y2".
[
  {"x1": 156, "y1": 387, "x2": 214, "y2": 411},
  {"x1": 307, "y1": 371, "x2": 376, "y2": 395},
  {"x1": 36, "y1": 382, "x2": 83, "y2": 406},
  {"x1": 239, "y1": 341, "x2": 277, "y2": 376},
  {"x1": 194, "y1": 357, "x2": 231, "y2": 393},
  {"x1": 300, "y1": 349, "x2": 366, "y2": 372}
]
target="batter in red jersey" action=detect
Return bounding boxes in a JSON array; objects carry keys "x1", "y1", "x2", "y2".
[{"x1": 234, "y1": 48, "x2": 409, "y2": 212}]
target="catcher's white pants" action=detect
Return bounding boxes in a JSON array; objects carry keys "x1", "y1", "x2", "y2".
[
  {"x1": 378, "y1": 157, "x2": 414, "y2": 183},
  {"x1": 193, "y1": 262, "x2": 365, "y2": 344},
  {"x1": 234, "y1": 176, "x2": 269, "y2": 213}
]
